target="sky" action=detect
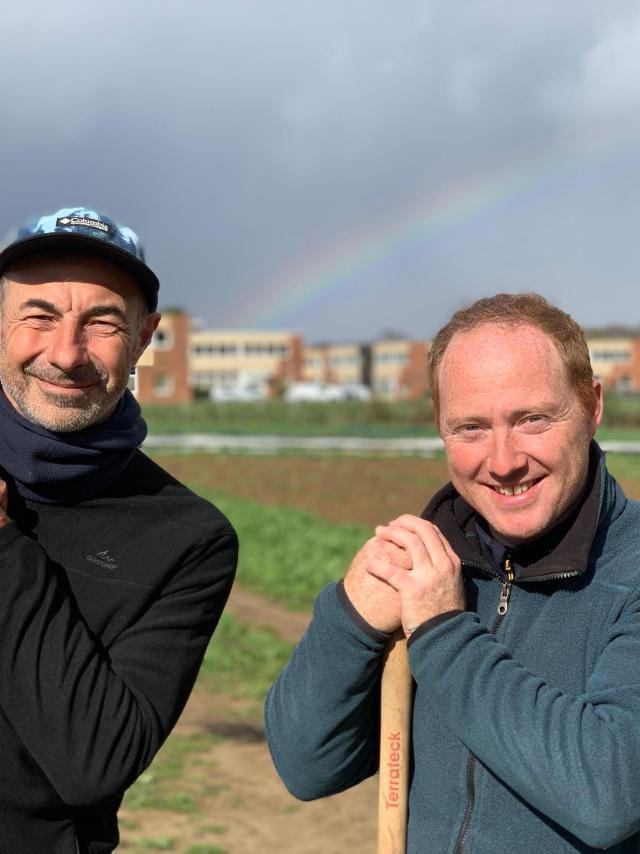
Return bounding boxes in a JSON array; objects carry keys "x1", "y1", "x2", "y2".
[{"x1": 3, "y1": 1, "x2": 640, "y2": 342}]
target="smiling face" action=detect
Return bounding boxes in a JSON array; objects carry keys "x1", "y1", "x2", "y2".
[
  {"x1": 0, "y1": 253, "x2": 159, "y2": 431},
  {"x1": 437, "y1": 322, "x2": 602, "y2": 545}
]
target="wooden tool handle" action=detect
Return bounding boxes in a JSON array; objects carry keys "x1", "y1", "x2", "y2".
[{"x1": 378, "y1": 630, "x2": 412, "y2": 854}]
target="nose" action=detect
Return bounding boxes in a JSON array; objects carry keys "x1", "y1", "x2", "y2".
[
  {"x1": 487, "y1": 429, "x2": 528, "y2": 481},
  {"x1": 45, "y1": 319, "x2": 89, "y2": 373}
]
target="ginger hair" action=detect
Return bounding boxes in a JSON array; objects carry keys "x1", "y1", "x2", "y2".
[{"x1": 429, "y1": 293, "x2": 596, "y2": 423}]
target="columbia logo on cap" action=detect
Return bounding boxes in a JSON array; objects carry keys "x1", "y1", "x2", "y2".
[
  {"x1": 0, "y1": 206, "x2": 160, "y2": 311},
  {"x1": 56, "y1": 216, "x2": 112, "y2": 234}
]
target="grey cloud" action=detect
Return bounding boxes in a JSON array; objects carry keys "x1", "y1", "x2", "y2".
[{"x1": 1, "y1": 1, "x2": 639, "y2": 339}]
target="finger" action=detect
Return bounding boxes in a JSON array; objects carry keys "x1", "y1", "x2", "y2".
[
  {"x1": 386, "y1": 513, "x2": 425, "y2": 529},
  {"x1": 417, "y1": 523, "x2": 458, "y2": 568},
  {"x1": 372, "y1": 536, "x2": 412, "y2": 569},
  {"x1": 387, "y1": 517, "x2": 456, "y2": 568},
  {"x1": 365, "y1": 558, "x2": 413, "y2": 592},
  {"x1": 431, "y1": 525, "x2": 461, "y2": 567},
  {"x1": 375, "y1": 524, "x2": 432, "y2": 568}
]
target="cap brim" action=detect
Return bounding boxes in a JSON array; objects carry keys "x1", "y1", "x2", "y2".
[{"x1": 0, "y1": 232, "x2": 159, "y2": 312}]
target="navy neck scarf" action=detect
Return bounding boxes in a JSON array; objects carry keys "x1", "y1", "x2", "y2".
[{"x1": 0, "y1": 388, "x2": 147, "y2": 505}]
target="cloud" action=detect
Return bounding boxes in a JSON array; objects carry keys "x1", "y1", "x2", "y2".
[
  {"x1": 1, "y1": 2, "x2": 639, "y2": 338},
  {"x1": 539, "y1": 5, "x2": 640, "y2": 138}
]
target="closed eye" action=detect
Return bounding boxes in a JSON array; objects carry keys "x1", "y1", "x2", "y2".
[
  {"x1": 24, "y1": 313, "x2": 56, "y2": 326},
  {"x1": 86, "y1": 319, "x2": 124, "y2": 335}
]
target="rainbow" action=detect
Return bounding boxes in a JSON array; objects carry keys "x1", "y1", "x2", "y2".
[{"x1": 246, "y1": 135, "x2": 637, "y2": 328}]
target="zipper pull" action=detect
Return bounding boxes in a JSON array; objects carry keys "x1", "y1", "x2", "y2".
[
  {"x1": 497, "y1": 554, "x2": 514, "y2": 616},
  {"x1": 497, "y1": 582, "x2": 511, "y2": 616}
]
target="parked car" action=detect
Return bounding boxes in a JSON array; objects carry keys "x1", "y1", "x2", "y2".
[
  {"x1": 284, "y1": 382, "x2": 372, "y2": 402},
  {"x1": 210, "y1": 382, "x2": 267, "y2": 402}
]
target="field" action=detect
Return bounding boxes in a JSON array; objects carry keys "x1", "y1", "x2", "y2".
[{"x1": 117, "y1": 451, "x2": 640, "y2": 853}]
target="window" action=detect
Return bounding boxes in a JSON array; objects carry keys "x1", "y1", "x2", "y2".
[
  {"x1": 244, "y1": 343, "x2": 288, "y2": 356},
  {"x1": 192, "y1": 343, "x2": 238, "y2": 357},
  {"x1": 152, "y1": 328, "x2": 173, "y2": 351},
  {"x1": 154, "y1": 374, "x2": 174, "y2": 397},
  {"x1": 589, "y1": 349, "x2": 631, "y2": 363},
  {"x1": 374, "y1": 351, "x2": 408, "y2": 365}
]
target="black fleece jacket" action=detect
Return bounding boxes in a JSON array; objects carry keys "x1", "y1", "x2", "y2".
[{"x1": 0, "y1": 451, "x2": 237, "y2": 854}]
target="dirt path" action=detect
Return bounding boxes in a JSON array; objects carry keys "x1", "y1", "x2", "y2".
[
  {"x1": 120, "y1": 712, "x2": 378, "y2": 853},
  {"x1": 225, "y1": 584, "x2": 311, "y2": 642},
  {"x1": 118, "y1": 584, "x2": 379, "y2": 853}
]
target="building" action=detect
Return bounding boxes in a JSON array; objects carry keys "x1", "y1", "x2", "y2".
[
  {"x1": 134, "y1": 313, "x2": 640, "y2": 407},
  {"x1": 134, "y1": 310, "x2": 193, "y2": 404},
  {"x1": 302, "y1": 342, "x2": 369, "y2": 386},
  {"x1": 370, "y1": 338, "x2": 431, "y2": 400},
  {"x1": 189, "y1": 330, "x2": 303, "y2": 398},
  {"x1": 587, "y1": 336, "x2": 640, "y2": 393}
]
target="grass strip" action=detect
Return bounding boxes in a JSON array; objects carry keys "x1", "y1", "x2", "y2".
[
  {"x1": 123, "y1": 733, "x2": 221, "y2": 814},
  {"x1": 143, "y1": 399, "x2": 438, "y2": 437},
  {"x1": 141, "y1": 396, "x2": 640, "y2": 440},
  {"x1": 193, "y1": 489, "x2": 369, "y2": 609},
  {"x1": 606, "y1": 453, "x2": 640, "y2": 488},
  {"x1": 199, "y1": 613, "x2": 294, "y2": 698}
]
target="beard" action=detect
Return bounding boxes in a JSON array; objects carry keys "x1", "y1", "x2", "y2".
[{"x1": 0, "y1": 357, "x2": 124, "y2": 432}]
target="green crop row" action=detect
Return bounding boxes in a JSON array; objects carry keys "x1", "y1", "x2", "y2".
[
  {"x1": 194, "y1": 489, "x2": 370, "y2": 609},
  {"x1": 142, "y1": 399, "x2": 438, "y2": 437},
  {"x1": 606, "y1": 453, "x2": 640, "y2": 484}
]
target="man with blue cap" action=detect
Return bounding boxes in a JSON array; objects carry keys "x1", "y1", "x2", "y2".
[{"x1": 0, "y1": 208, "x2": 237, "y2": 852}]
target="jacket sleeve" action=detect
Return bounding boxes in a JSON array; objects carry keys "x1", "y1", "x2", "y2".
[
  {"x1": 408, "y1": 603, "x2": 640, "y2": 849},
  {"x1": 0, "y1": 520, "x2": 237, "y2": 806},
  {"x1": 265, "y1": 583, "x2": 388, "y2": 800}
]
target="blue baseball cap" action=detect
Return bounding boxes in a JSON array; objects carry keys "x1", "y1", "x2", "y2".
[{"x1": 0, "y1": 207, "x2": 159, "y2": 311}]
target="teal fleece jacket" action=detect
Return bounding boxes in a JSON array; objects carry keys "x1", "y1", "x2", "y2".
[{"x1": 265, "y1": 450, "x2": 640, "y2": 852}]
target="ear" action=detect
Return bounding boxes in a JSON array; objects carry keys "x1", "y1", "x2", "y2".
[
  {"x1": 132, "y1": 312, "x2": 161, "y2": 365},
  {"x1": 589, "y1": 379, "x2": 603, "y2": 436}
]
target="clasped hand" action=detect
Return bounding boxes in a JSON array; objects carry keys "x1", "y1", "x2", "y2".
[{"x1": 344, "y1": 515, "x2": 465, "y2": 637}]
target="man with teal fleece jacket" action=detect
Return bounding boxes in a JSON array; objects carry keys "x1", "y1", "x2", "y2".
[{"x1": 266, "y1": 294, "x2": 640, "y2": 852}]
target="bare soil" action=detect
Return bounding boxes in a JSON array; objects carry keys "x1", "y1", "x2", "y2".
[
  {"x1": 119, "y1": 682, "x2": 378, "y2": 854},
  {"x1": 156, "y1": 453, "x2": 450, "y2": 526}
]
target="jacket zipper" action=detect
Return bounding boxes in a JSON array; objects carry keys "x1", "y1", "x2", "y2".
[
  {"x1": 452, "y1": 554, "x2": 513, "y2": 854},
  {"x1": 497, "y1": 556, "x2": 514, "y2": 616}
]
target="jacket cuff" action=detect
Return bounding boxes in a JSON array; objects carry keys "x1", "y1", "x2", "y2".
[
  {"x1": 407, "y1": 609, "x2": 465, "y2": 647},
  {"x1": 336, "y1": 580, "x2": 393, "y2": 645}
]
